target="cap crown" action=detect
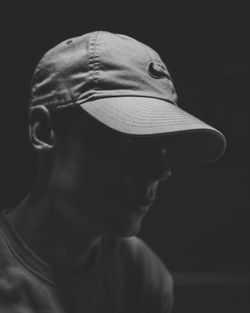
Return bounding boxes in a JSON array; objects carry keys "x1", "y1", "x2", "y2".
[{"x1": 30, "y1": 31, "x2": 177, "y2": 110}]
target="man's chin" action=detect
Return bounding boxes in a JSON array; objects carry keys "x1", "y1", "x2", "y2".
[
  {"x1": 105, "y1": 216, "x2": 144, "y2": 237},
  {"x1": 118, "y1": 224, "x2": 141, "y2": 237}
]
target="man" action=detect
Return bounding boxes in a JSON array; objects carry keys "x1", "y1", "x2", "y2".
[{"x1": 0, "y1": 31, "x2": 226, "y2": 312}]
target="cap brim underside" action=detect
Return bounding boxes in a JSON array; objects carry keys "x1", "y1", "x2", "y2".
[{"x1": 80, "y1": 97, "x2": 226, "y2": 163}]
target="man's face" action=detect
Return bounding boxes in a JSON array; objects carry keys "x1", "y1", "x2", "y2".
[{"x1": 50, "y1": 111, "x2": 171, "y2": 237}]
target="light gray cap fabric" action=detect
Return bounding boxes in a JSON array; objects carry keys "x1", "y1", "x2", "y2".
[{"x1": 30, "y1": 31, "x2": 226, "y2": 162}]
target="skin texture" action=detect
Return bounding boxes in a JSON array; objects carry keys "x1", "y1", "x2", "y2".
[{"x1": 7, "y1": 105, "x2": 172, "y2": 277}]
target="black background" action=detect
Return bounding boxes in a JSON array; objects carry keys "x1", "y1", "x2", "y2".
[{"x1": 0, "y1": 0, "x2": 249, "y2": 311}]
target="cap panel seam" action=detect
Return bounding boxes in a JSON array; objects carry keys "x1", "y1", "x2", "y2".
[
  {"x1": 88, "y1": 31, "x2": 101, "y2": 89},
  {"x1": 141, "y1": 42, "x2": 155, "y2": 64},
  {"x1": 93, "y1": 31, "x2": 102, "y2": 85}
]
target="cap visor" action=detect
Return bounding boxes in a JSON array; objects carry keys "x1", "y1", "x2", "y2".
[{"x1": 80, "y1": 97, "x2": 226, "y2": 163}]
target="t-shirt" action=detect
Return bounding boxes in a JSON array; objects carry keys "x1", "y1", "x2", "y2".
[{"x1": 0, "y1": 210, "x2": 173, "y2": 313}]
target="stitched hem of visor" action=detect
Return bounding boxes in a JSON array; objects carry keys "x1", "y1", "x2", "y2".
[{"x1": 30, "y1": 94, "x2": 176, "y2": 111}]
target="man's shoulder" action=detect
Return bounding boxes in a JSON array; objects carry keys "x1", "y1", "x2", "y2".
[
  {"x1": 105, "y1": 236, "x2": 173, "y2": 312},
  {"x1": 114, "y1": 236, "x2": 170, "y2": 269},
  {"x1": 109, "y1": 236, "x2": 173, "y2": 293}
]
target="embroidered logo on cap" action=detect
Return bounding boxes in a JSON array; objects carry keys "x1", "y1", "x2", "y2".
[{"x1": 148, "y1": 62, "x2": 171, "y2": 80}]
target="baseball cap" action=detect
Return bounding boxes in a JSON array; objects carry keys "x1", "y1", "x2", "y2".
[{"x1": 30, "y1": 30, "x2": 226, "y2": 162}]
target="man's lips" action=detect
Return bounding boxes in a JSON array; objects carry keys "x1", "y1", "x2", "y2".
[
  {"x1": 114, "y1": 181, "x2": 158, "y2": 210},
  {"x1": 133, "y1": 197, "x2": 155, "y2": 207},
  {"x1": 120, "y1": 196, "x2": 155, "y2": 211}
]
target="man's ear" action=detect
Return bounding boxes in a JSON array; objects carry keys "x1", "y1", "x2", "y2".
[{"x1": 29, "y1": 105, "x2": 56, "y2": 151}]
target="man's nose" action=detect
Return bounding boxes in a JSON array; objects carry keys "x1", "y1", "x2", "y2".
[
  {"x1": 139, "y1": 156, "x2": 172, "y2": 182},
  {"x1": 136, "y1": 141, "x2": 172, "y2": 183}
]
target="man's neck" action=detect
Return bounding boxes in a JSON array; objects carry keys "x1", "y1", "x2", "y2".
[{"x1": 7, "y1": 192, "x2": 103, "y2": 277}]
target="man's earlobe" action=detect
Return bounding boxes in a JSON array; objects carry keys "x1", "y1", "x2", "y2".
[{"x1": 29, "y1": 106, "x2": 56, "y2": 151}]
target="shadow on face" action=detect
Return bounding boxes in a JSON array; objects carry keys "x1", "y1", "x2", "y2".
[{"x1": 34, "y1": 107, "x2": 172, "y2": 237}]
